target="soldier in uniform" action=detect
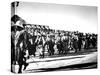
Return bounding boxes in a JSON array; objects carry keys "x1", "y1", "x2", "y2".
[
  {"x1": 57, "y1": 37, "x2": 63, "y2": 55},
  {"x1": 47, "y1": 37, "x2": 55, "y2": 56},
  {"x1": 11, "y1": 30, "x2": 16, "y2": 72},
  {"x1": 78, "y1": 33, "x2": 83, "y2": 51},
  {"x1": 72, "y1": 37, "x2": 78, "y2": 53},
  {"x1": 27, "y1": 29, "x2": 37, "y2": 57},
  {"x1": 63, "y1": 35, "x2": 69, "y2": 54},
  {"x1": 16, "y1": 25, "x2": 29, "y2": 73}
]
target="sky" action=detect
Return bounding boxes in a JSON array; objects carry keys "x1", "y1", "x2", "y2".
[{"x1": 16, "y1": 2, "x2": 97, "y2": 33}]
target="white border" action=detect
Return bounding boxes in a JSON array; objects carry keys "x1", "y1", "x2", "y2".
[{"x1": 0, "y1": 0, "x2": 100, "y2": 75}]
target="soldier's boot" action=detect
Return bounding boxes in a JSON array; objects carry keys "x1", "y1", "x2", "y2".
[
  {"x1": 18, "y1": 65, "x2": 22, "y2": 73},
  {"x1": 23, "y1": 63, "x2": 29, "y2": 70}
]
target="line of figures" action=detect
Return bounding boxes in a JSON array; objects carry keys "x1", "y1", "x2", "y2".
[{"x1": 11, "y1": 24, "x2": 97, "y2": 73}]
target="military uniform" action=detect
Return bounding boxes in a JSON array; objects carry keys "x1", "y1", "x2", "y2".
[{"x1": 16, "y1": 31, "x2": 29, "y2": 73}]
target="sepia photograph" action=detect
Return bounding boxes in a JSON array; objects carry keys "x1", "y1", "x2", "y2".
[{"x1": 11, "y1": 1, "x2": 98, "y2": 73}]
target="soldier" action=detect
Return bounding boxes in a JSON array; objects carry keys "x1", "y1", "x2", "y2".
[
  {"x1": 11, "y1": 30, "x2": 16, "y2": 72},
  {"x1": 78, "y1": 33, "x2": 83, "y2": 51},
  {"x1": 90, "y1": 34, "x2": 97, "y2": 48},
  {"x1": 16, "y1": 25, "x2": 29, "y2": 73},
  {"x1": 72, "y1": 37, "x2": 78, "y2": 53},
  {"x1": 51, "y1": 38, "x2": 55, "y2": 55},
  {"x1": 85, "y1": 34, "x2": 90, "y2": 49},
  {"x1": 47, "y1": 37, "x2": 55, "y2": 56},
  {"x1": 57, "y1": 37, "x2": 63, "y2": 55},
  {"x1": 28, "y1": 30, "x2": 37, "y2": 57},
  {"x1": 62, "y1": 35, "x2": 69, "y2": 54},
  {"x1": 36, "y1": 35, "x2": 44, "y2": 58}
]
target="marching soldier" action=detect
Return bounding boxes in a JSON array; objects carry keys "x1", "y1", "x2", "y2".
[
  {"x1": 28, "y1": 30, "x2": 37, "y2": 57},
  {"x1": 57, "y1": 37, "x2": 63, "y2": 55},
  {"x1": 47, "y1": 38, "x2": 55, "y2": 56},
  {"x1": 78, "y1": 33, "x2": 83, "y2": 51}
]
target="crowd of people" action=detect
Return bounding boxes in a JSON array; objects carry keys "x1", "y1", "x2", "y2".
[
  {"x1": 11, "y1": 23, "x2": 97, "y2": 73},
  {"x1": 13, "y1": 24, "x2": 97, "y2": 57},
  {"x1": 11, "y1": 14, "x2": 97, "y2": 73}
]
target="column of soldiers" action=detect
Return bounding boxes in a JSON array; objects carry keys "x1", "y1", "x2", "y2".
[
  {"x1": 16, "y1": 25, "x2": 97, "y2": 58},
  {"x1": 11, "y1": 24, "x2": 97, "y2": 73},
  {"x1": 16, "y1": 24, "x2": 97, "y2": 57}
]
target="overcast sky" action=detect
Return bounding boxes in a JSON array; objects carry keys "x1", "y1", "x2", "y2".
[{"x1": 16, "y1": 2, "x2": 97, "y2": 33}]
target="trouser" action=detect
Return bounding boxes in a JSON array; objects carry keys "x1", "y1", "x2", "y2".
[
  {"x1": 78, "y1": 44, "x2": 81, "y2": 51},
  {"x1": 48, "y1": 48, "x2": 54, "y2": 56},
  {"x1": 18, "y1": 48, "x2": 29, "y2": 73},
  {"x1": 18, "y1": 57, "x2": 29, "y2": 73},
  {"x1": 28, "y1": 45, "x2": 36, "y2": 56},
  {"x1": 58, "y1": 48, "x2": 63, "y2": 54}
]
